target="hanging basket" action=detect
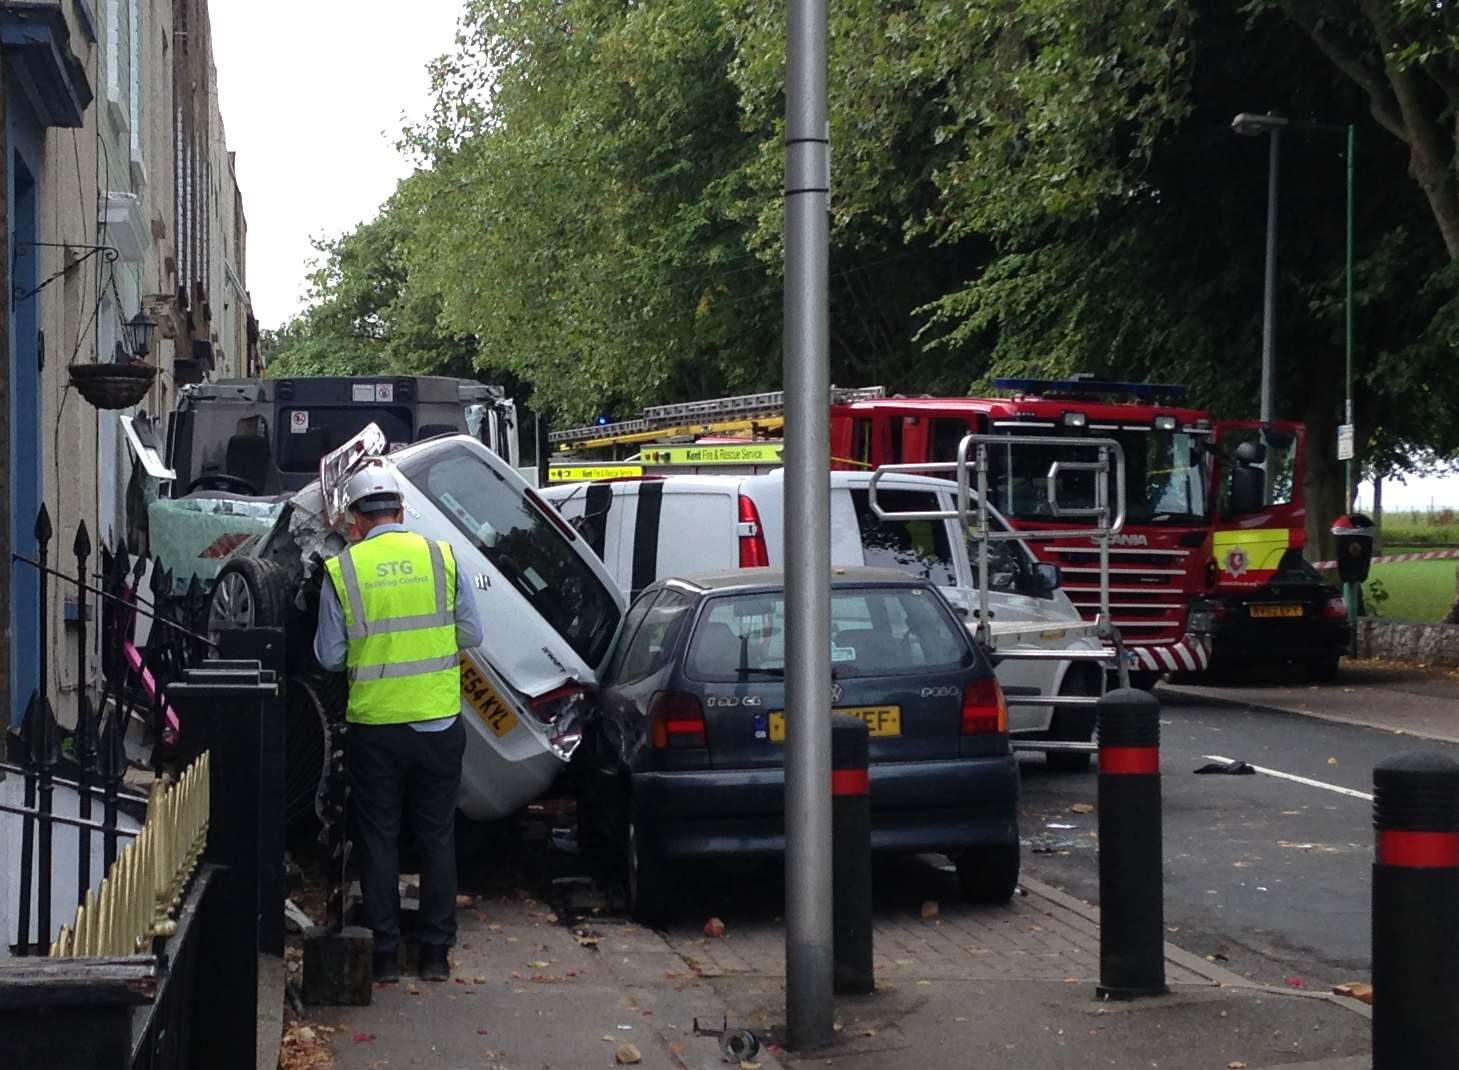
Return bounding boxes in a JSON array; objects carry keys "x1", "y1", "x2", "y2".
[{"x1": 68, "y1": 362, "x2": 157, "y2": 410}]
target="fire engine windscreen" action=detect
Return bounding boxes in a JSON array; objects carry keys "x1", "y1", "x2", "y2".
[{"x1": 986, "y1": 428, "x2": 1208, "y2": 523}]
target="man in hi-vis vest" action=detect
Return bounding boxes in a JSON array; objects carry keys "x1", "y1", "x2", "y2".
[{"x1": 314, "y1": 464, "x2": 483, "y2": 983}]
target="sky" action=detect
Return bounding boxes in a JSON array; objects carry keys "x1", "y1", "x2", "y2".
[{"x1": 210, "y1": 0, "x2": 465, "y2": 330}]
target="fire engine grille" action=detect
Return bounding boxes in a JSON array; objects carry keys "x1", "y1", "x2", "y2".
[{"x1": 1045, "y1": 546, "x2": 1190, "y2": 646}]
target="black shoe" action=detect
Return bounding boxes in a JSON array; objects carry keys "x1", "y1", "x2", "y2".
[
  {"x1": 418, "y1": 944, "x2": 450, "y2": 983},
  {"x1": 372, "y1": 949, "x2": 401, "y2": 983}
]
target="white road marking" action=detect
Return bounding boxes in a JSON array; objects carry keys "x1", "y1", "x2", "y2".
[{"x1": 1203, "y1": 754, "x2": 1374, "y2": 802}]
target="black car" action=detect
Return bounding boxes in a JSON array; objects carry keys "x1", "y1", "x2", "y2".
[
  {"x1": 576, "y1": 567, "x2": 1020, "y2": 922},
  {"x1": 1196, "y1": 556, "x2": 1351, "y2": 681}
]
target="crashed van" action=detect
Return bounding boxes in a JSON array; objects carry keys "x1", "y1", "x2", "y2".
[{"x1": 206, "y1": 426, "x2": 626, "y2": 821}]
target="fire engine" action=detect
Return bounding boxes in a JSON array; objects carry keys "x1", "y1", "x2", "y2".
[{"x1": 830, "y1": 375, "x2": 1339, "y2": 680}]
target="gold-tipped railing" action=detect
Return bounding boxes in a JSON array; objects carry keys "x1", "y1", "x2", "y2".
[{"x1": 48, "y1": 753, "x2": 211, "y2": 957}]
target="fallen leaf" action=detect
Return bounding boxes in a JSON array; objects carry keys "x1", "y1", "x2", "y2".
[
  {"x1": 406, "y1": 984, "x2": 420, "y2": 996},
  {"x1": 473, "y1": 975, "x2": 487, "y2": 984},
  {"x1": 352, "y1": 1032, "x2": 376, "y2": 1044},
  {"x1": 704, "y1": 917, "x2": 727, "y2": 938},
  {"x1": 294, "y1": 1027, "x2": 316, "y2": 1044},
  {"x1": 919, "y1": 901, "x2": 940, "y2": 920},
  {"x1": 456, "y1": 894, "x2": 475, "y2": 908},
  {"x1": 526, "y1": 960, "x2": 550, "y2": 968},
  {"x1": 740, "y1": 1062, "x2": 762, "y2": 1070},
  {"x1": 670, "y1": 1042, "x2": 686, "y2": 1055},
  {"x1": 616, "y1": 1042, "x2": 642, "y2": 1065},
  {"x1": 1070, "y1": 803, "x2": 1095, "y2": 814},
  {"x1": 1228, "y1": 1062, "x2": 1248, "y2": 1069},
  {"x1": 1327, "y1": 757, "x2": 1339, "y2": 766},
  {"x1": 576, "y1": 935, "x2": 601, "y2": 948},
  {"x1": 1333, "y1": 981, "x2": 1374, "y2": 1005},
  {"x1": 916, "y1": 980, "x2": 931, "y2": 986}
]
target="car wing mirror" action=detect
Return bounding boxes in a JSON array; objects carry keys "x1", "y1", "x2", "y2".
[{"x1": 1033, "y1": 562, "x2": 1060, "y2": 597}]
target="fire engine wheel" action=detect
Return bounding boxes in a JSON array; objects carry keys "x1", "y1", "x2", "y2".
[{"x1": 207, "y1": 558, "x2": 288, "y2": 644}]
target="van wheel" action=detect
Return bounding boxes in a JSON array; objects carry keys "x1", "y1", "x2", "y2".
[
  {"x1": 626, "y1": 798, "x2": 671, "y2": 926},
  {"x1": 1046, "y1": 670, "x2": 1098, "y2": 772},
  {"x1": 956, "y1": 844, "x2": 1020, "y2": 903}
]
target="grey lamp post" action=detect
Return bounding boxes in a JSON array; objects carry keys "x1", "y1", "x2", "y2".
[
  {"x1": 1231, "y1": 112, "x2": 1284, "y2": 425},
  {"x1": 1232, "y1": 112, "x2": 1358, "y2": 632}
]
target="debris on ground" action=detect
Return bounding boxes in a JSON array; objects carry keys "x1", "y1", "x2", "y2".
[
  {"x1": 1333, "y1": 981, "x2": 1374, "y2": 1005},
  {"x1": 1070, "y1": 803, "x2": 1096, "y2": 814},
  {"x1": 615, "y1": 1042, "x2": 642, "y2": 1064},
  {"x1": 456, "y1": 894, "x2": 476, "y2": 909},
  {"x1": 704, "y1": 917, "x2": 727, "y2": 938},
  {"x1": 1228, "y1": 1062, "x2": 1248, "y2": 1069},
  {"x1": 1195, "y1": 760, "x2": 1255, "y2": 775},
  {"x1": 919, "y1": 901, "x2": 940, "y2": 920},
  {"x1": 1284, "y1": 976, "x2": 1306, "y2": 989},
  {"x1": 279, "y1": 1020, "x2": 334, "y2": 1070}
]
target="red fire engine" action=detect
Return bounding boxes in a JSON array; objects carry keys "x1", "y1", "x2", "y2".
[{"x1": 831, "y1": 376, "x2": 1343, "y2": 680}]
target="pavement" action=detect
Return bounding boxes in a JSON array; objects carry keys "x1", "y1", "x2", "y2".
[
  {"x1": 295, "y1": 865, "x2": 1371, "y2": 1070},
  {"x1": 1160, "y1": 658, "x2": 1459, "y2": 742}
]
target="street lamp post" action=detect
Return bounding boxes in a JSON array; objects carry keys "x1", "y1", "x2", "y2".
[{"x1": 1232, "y1": 112, "x2": 1358, "y2": 632}]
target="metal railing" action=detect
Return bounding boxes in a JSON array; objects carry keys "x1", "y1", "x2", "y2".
[
  {"x1": 48, "y1": 754, "x2": 209, "y2": 957},
  {"x1": 5, "y1": 504, "x2": 214, "y2": 956},
  {"x1": 869, "y1": 433, "x2": 1132, "y2": 704}
]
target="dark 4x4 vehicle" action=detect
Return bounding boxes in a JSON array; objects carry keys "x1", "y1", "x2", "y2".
[{"x1": 577, "y1": 567, "x2": 1020, "y2": 922}]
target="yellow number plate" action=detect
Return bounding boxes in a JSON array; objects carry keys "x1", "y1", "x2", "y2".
[
  {"x1": 460, "y1": 656, "x2": 519, "y2": 737},
  {"x1": 768, "y1": 707, "x2": 901, "y2": 743},
  {"x1": 1249, "y1": 603, "x2": 1304, "y2": 619}
]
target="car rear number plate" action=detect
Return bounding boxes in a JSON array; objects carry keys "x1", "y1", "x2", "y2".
[
  {"x1": 460, "y1": 656, "x2": 519, "y2": 737},
  {"x1": 1250, "y1": 603, "x2": 1304, "y2": 619},
  {"x1": 768, "y1": 707, "x2": 901, "y2": 742}
]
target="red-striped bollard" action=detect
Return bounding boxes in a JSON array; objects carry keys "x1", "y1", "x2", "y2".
[
  {"x1": 831, "y1": 712, "x2": 873, "y2": 994},
  {"x1": 1096, "y1": 688, "x2": 1167, "y2": 999},
  {"x1": 1372, "y1": 752, "x2": 1459, "y2": 1069}
]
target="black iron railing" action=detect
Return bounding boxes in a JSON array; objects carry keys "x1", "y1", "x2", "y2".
[{"x1": 5, "y1": 504, "x2": 214, "y2": 956}]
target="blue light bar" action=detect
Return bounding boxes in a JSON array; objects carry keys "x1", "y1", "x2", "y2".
[{"x1": 993, "y1": 376, "x2": 1188, "y2": 400}]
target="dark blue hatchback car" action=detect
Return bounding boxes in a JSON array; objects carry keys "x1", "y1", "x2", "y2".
[{"x1": 576, "y1": 567, "x2": 1020, "y2": 922}]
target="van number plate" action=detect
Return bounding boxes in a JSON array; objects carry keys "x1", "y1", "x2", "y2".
[
  {"x1": 1249, "y1": 603, "x2": 1304, "y2": 619},
  {"x1": 768, "y1": 707, "x2": 901, "y2": 742},
  {"x1": 460, "y1": 656, "x2": 519, "y2": 737}
]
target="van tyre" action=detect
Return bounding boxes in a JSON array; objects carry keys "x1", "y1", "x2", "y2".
[
  {"x1": 956, "y1": 844, "x2": 1020, "y2": 903},
  {"x1": 207, "y1": 557, "x2": 288, "y2": 641},
  {"x1": 626, "y1": 797, "x2": 671, "y2": 926},
  {"x1": 1045, "y1": 669, "x2": 1098, "y2": 772}
]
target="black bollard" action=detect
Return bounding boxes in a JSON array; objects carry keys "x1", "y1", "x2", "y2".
[
  {"x1": 1096, "y1": 688, "x2": 1166, "y2": 999},
  {"x1": 1372, "y1": 752, "x2": 1459, "y2": 1070},
  {"x1": 831, "y1": 712, "x2": 873, "y2": 994}
]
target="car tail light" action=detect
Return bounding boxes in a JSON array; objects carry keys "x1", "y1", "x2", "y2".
[
  {"x1": 1321, "y1": 597, "x2": 1349, "y2": 621},
  {"x1": 961, "y1": 677, "x2": 1008, "y2": 735},
  {"x1": 529, "y1": 683, "x2": 589, "y2": 724},
  {"x1": 738, "y1": 494, "x2": 769, "y2": 568},
  {"x1": 649, "y1": 691, "x2": 708, "y2": 749}
]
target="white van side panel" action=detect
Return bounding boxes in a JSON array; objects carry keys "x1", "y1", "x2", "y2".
[{"x1": 655, "y1": 490, "x2": 737, "y2": 577}]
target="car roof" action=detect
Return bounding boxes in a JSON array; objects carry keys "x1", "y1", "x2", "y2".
[{"x1": 662, "y1": 565, "x2": 930, "y2": 593}]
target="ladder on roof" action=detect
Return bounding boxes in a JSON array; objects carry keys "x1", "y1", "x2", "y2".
[{"x1": 548, "y1": 385, "x2": 887, "y2": 449}]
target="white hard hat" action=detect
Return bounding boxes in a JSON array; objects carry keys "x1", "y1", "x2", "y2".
[{"x1": 343, "y1": 464, "x2": 405, "y2": 515}]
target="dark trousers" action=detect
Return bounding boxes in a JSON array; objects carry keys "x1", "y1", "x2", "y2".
[{"x1": 347, "y1": 717, "x2": 466, "y2": 952}]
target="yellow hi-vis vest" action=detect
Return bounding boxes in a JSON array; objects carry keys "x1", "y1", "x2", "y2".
[{"x1": 324, "y1": 530, "x2": 461, "y2": 725}]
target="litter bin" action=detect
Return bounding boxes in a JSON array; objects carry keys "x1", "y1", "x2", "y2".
[{"x1": 1332, "y1": 514, "x2": 1376, "y2": 584}]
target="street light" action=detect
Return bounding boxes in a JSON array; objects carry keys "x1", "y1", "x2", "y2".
[
  {"x1": 1231, "y1": 113, "x2": 1289, "y2": 425},
  {"x1": 124, "y1": 309, "x2": 157, "y2": 359},
  {"x1": 1232, "y1": 112, "x2": 1358, "y2": 632}
]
